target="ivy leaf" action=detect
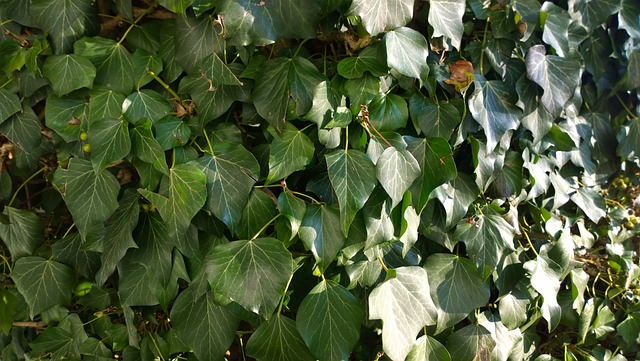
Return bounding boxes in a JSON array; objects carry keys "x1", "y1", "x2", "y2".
[
  {"x1": 170, "y1": 288, "x2": 240, "y2": 361},
  {"x1": 368, "y1": 93, "x2": 409, "y2": 132},
  {"x1": 155, "y1": 115, "x2": 191, "y2": 150},
  {"x1": 43, "y1": 54, "x2": 96, "y2": 96},
  {"x1": 409, "y1": 95, "x2": 461, "y2": 139},
  {"x1": 571, "y1": 0, "x2": 620, "y2": 32},
  {"x1": 266, "y1": 123, "x2": 315, "y2": 184},
  {"x1": 29, "y1": 314, "x2": 87, "y2": 360},
  {"x1": 123, "y1": 89, "x2": 172, "y2": 124},
  {"x1": 384, "y1": 27, "x2": 429, "y2": 83},
  {"x1": 74, "y1": 37, "x2": 134, "y2": 94},
  {"x1": 405, "y1": 136, "x2": 457, "y2": 213},
  {"x1": 326, "y1": 149, "x2": 377, "y2": 237},
  {"x1": 118, "y1": 263, "x2": 162, "y2": 306},
  {"x1": 12, "y1": 257, "x2": 75, "y2": 318},
  {"x1": 619, "y1": 0, "x2": 640, "y2": 38},
  {"x1": 0, "y1": 207, "x2": 44, "y2": 260},
  {"x1": 428, "y1": 0, "x2": 466, "y2": 50},
  {"x1": 31, "y1": 0, "x2": 98, "y2": 54},
  {"x1": 175, "y1": 13, "x2": 222, "y2": 73},
  {"x1": 337, "y1": 45, "x2": 388, "y2": 79},
  {"x1": 617, "y1": 119, "x2": 640, "y2": 161},
  {"x1": 570, "y1": 187, "x2": 607, "y2": 223},
  {"x1": 525, "y1": 45, "x2": 581, "y2": 118},
  {"x1": 88, "y1": 116, "x2": 131, "y2": 172},
  {"x1": 95, "y1": 189, "x2": 140, "y2": 285},
  {"x1": 299, "y1": 205, "x2": 346, "y2": 271},
  {"x1": 0, "y1": 89, "x2": 21, "y2": 125},
  {"x1": 246, "y1": 314, "x2": 316, "y2": 361},
  {"x1": 526, "y1": 232, "x2": 573, "y2": 332},
  {"x1": 235, "y1": 189, "x2": 278, "y2": 240},
  {"x1": 208, "y1": 237, "x2": 293, "y2": 317},
  {"x1": 53, "y1": 158, "x2": 120, "y2": 240},
  {"x1": 469, "y1": 78, "x2": 522, "y2": 152},
  {"x1": 516, "y1": 75, "x2": 554, "y2": 144},
  {"x1": 446, "y1": 323, "x2": 495, "y2": 361},
  {"x1": 197, "y1": 53, "x2": 243, "y2": 86},
  {"x1": 131, "y1": 49, "x2": 163, "y2": 88},
  {"x1": 179, "y1": 73, "x2": 246, "y2": 124},
  {"x1": 347, "y1": 0, "x2": 413, "y2": 36},
  {"x1": 131, "y1": 119, "x2": 169, "y2": 176},
  {"x1": 376, "y1": 146, "x2": 420, "y2": 208},
  {"x1": 52, "y1": 234, "x2": 100, "y2": 280},
  {"x1": 277, "y1": 191, "x2": 306, "y2": 241},
  {"x1": 617, "y1": 314, "x2": 640, "y2": 345},
  {"x1": 253, "y1": 57, "x2": 324, "y2": 132},
  {"x1": 192, "y1": 144, "x2": 260, "y2": 232},
  {"x1": 88, "y1": 87, "x2": 125, "y2": 126},
  {"x1": 138, "y1": 164, "x2": 207, "y2": 240},
  {"x1": 44, "y1": 95, "x2": 87, "y2": 143},
  {"x1": 424, "y1": 254, "x2": 490, "y2": 333},
  {"x1": 296, "y1": 280, "x2": 365, "y2": 361},
  {"x1": 455, "y1": 213, "x2": 515, "y2": 274},
  {"x1": 407, "y1": 335, "x2": 451, "y2": 361},
  {"x1": 344, "y1": 74, "x2": 380, "y2": 113},
  {"x1": 369, "y1": 266, "x2": 437, "y2": 361}
]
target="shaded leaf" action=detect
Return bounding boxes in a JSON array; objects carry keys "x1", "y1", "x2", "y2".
[
  {"x1": 446, "y1": 323, "x2": 496, "y2": 361},
  {"x1": 368, "y1": 93, "x2": 408, "y2": 131},
  {"x1": 246, "y1": 314, "x2": 315, "y2": 361},
  {"x1": 52, "y1": 234, "x2": 100, "y2": 279},
  {"x1": 0, "y1": 207, "x2": 44, "y2": 260},
  {"x1": 266, "y1": 123, "x2": 315, "y2": 184},
  {"x1": 43, "y1": 54, "x2": 96, "y2": 95},
  {"x1": 619, "y1": 0, "x2": 640, "y2": 38},
  {"x1": 407, "y1": 335, "x2": 451, "y2": 361},
  {"x1": 409, "y1": 95, "x2": 460, "y2": 139},
  {"x1": 337, "y1": 45, "x2": 388, "y2": 79},
  {"x1": 175, "y1": 13, "x2": 222, "y2": 73},
  {"x1": 235, "y1": 189, "x2": 278, "y2": 239},
  {"x1": 131, "y1": 119, "x2": 169, "y2": 175},
  {"x1": 31, "y1": 0, "x2": 98, "y2": 54},
  {"x1": 74, "y1": 37, "x2": 134, "y2": 94},
  {"x1": 299, "y1": 205, "x2": 346, "y2": 271},
  {"x1": 0, "y1": 107, "x2": 43, "y2": 152}
]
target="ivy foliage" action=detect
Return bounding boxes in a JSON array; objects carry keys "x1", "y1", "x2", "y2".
[{"x1": 0, "y1": 0, "x2": 639, "y2": 360}]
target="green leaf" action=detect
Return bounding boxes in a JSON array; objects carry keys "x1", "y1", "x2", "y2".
[
  {"x1": 337, "y1": 45, "x2": 388, "y2": 79},
  {"x1": 74, "y1": 37, "x2": 134, "y2": 94},
  {"x1": 179, "y1": 73, "x2": 245, "y2": 124},
  {"x1": 619, "y1": 0, "x2": 640, "y2": 38},
  {"x1": 31, "y1": 0, "x2": 98, "y2": 54},
  {"x1": 0, "y1": 288, "x2": 18, "y2": 334},
  {"x1": 369, "y1": 266, "x2": 437, "y2": 361},
  {"x1": 617, "y1": 119, "x2": 640, "y2": 161},
  {"x1": 253, "y1": 57, "x2": 324, "y2": 132},
  {"x1": 405, "y1": 136, "x2": 457, "y2": 213},
  {"x1": 88, "y1": 87, "x2": 125, "y2": 126},
  {"x1": 131, "y1": 119, "x2": 169, "y2": 175},
  {"x1": 296, "y1": 280, "x2": 365, "y2": 361},
  {"x1": 428, "y1": 0, "x2": 466, "y2": 49},
  {"x1": 0, "y1": 88, "x2": 21, "y2": 125},
  {"x1": 192, "y1": 144, "x2": 260, "y2": 232},
  {"x1": 277, "y1": 191, "x2": 306, "y2": 241},
  {"x1": 407, "y1": 335, "x2": 452, "y2": 361},
  {"x1": 409, "y1": 95, "x2": 461, "y2": 139},
  {"x1": 368, "y1": 93, "x2": 408, "y2": 131},
  {"x1": 51, "y1": 234, "x2": 100, "y2": 279},
  {"x1": 235, "y1": 189, "x2": 278, "y2": 239},
  {"x1": 363, "y1": 189, "x2": 395, "y2": 250},
  {"x1": 498, "y1": 286, "x2": 530, "y2": 330},
  {"x1": 208, "y1": 238, "x2": 293, "y2": 317},
  {"x1": 88, "y1": 116, "x2": 131, "y2": 172},
  {"x1": 43, "y1": 54, "x2": 96, "y2": 96},
  {"x1": 29, "y1": 314, "x2": 87, "y2": 360},
  {"x1": 525, "y1": 45, "x2": 581, "y2": 118},
  {"x1": 454, "y1": 213, "x2": 515, "y2": 273},
  {"x1": 197, "y1": 52, "x2": 243, "y2": 86},
  {"x1": 53, "y1": 158, "x2": 120, "y2": 240},
  {"x1": 424, "y1": 254, "x2": 490, "y2": 333},
  {"x1": 303, "y1": 80, "x2": 340, "y2": 127},
  {"x1": 123, "y1": 89, "x2": 172, "y2": 124},
  {"x1": 571, "y1": 0, "x2": 620, "y2": 31},
  {"x1": 155, "y1": 115, "x2": 191, "y2": 150},
  {"x1": 299, "y1": 205, "x2": 346, "y2": 271},
  {"x1": 348, "y1": 0, "x2": 413, "y2": 36},
  {"x1": 0, "y1": 107, "x2": 42, "y2": 153},
  {"x1": 175, "y1": 13, "x2": 222, "y2": 73},
  {"x1": 131, "y1": 49, "x2": 163, "y2": 88},
  {"x1": 526, "y1": 232, "x2": 574, "y2": 332},
  {"x1": 376, "y1": 146, "x2": 420, "y2": 208},
  {"x1": 468, "y1": 78, "x2": 522, "y2": 152},
  {"x1": 617, "y1": 314, "x2": 640, "y2": 345},
  {"x1": 446, "y1": 323, "x2": 495, "y2": 361},
  {"x1": 516, "y1": 76, "x2": 554, "y2": 144},
  {"x1": 266, "y1": 123, "x2": 315, "y2": 184},
  {"x1": 384, "y1": 27, "x2": 429, "y2": 83},
  {"x1": 118, "y1": 263, "x2": 162, "y2": 306},
  {"x1": 95, "y1": 189, "x2": 140, "y2": 285},
  {"x1": 246, "y1": 314, "x2": 316, "y2": 361},
  {"x1": 44, "y1": 95, "x2": 87, "y2": 142},
  {"x1": 170, "y1": 288, "x2": 240, "y2": 361},
  {"x1": 326, "y1": 149, "x2": 377, "y2": 237},
  {"x1": 12, "y1": 257, "x2": 75, "y2": 318},
  {"x1": 344, "y1": 74, "x2": 380, "y2": 113},
  {"x1": 570, "y1": 187, "x2": 606, "y2": 223},
  {"x1": 138, "y1": 164, "x2": 206, "y2": 240},
  {"x1": 0, "y1": 207, "x2": 44, "y2": 260}
]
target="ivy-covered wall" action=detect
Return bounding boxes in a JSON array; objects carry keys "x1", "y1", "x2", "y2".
[{"x1": 0, "y1": 0, "x2": 639, "y2": 360}]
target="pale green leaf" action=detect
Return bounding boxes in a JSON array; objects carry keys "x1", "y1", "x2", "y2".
[
  {"x1": 369, "y1": 266, "x2": 437, "y2": 361},
  {"x1": 348, "y1": 0, "x2": 413, "y2": 36},
  {"x1": 454, "y1": 213, "x2": 515, "y2": 273},
  {"x1": 428, "y1": 0, "x2": 466, "y2": 49},
  {"x1": 376, "y1": 146, "x2": 420, "y2": 208},
  {"x1": 407, "y1": 335, "x2": 451, "y2": 361},
  {"x1": 31, "y1": 0, "x2": 98, "y2": 54},
  {"x1": 12, "y1": 257, "x2": 75, "y2": 318},
  {"x1": 446, "y1": 323, "x2": 495, "y2": 361},
  {"x1": 384, "y1": 27, "x2": 429, "y2": 82},
  {"x1": 208, "y1": 237, "x2": 293, "y2": 317},
  {"x1": 540, "y1": 2, "x2": 571, "y2": 57},
  {"x1": 326, "y1": 149, "x2": 377, "y2": 236},
  {"x1": 299, "y1": 205, "x2": 346, "y2": 271},
  {"x1": 266, "y1": 123, "x2": 315, "y2": 184},
  {"x1": 246, "y1": 314, "x2": 315, "y2": 361}
]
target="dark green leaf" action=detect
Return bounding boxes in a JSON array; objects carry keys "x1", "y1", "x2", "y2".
[
  {"x1": 12, "y1": 257, "x2": 75, "y2": 318},
  {"x1": 266, "y1": 123, "x2": 315, "y2": 184},
  {"x1": 43, "y1": 54, "x2": 96, "y2": 96},
  {"x1": 31, "y1": 0, "x2": 98, "y2": 54},
  {"x1": 52, "y1": 234, "x2": 100, "y2": 279},
  {"x1": 344, "y1": 74, "x2": 380, "y2": 113},
  {"x1": 29, "y1": 314, "x2": 87, "y2": 360},
  {"x1": 540, "y1": 2, "x2": 571, "y2": 57},
  {"x1": 348, "y1": 0, "x2": 413, "y2": 36},
  {"x1": 409, "y1": 95, "x2": 461, "y2": 139},
  {"x1": 235, "y1": 189, "x2": 278, "y2": 239},
  {"x1": 208, "y1": 237, "x2": 293, "y2": 317},
  {"x1": 74, "y1": 37, "x2": 134, "y2": 94},
  {"x1": 123, "y1": 89, "x2": 172, "y2": 124},
  {"x1": 53, "y1": 158, "x2": 120, "y2": 240},
  {"x1": 571, "y1": 0, "x2": 620, "y2": 31},
  {"x1": 277, "y1": 191, "x2": 306, "y2": 241},
  {"x1": 337, "y1": 45, "x2": 388, "y2": 79},
  {"x1": 455, "y1": 213, "x2": 515, "y2": 274},
  {"x1": 326, "y1": 149, "x2": 377, "y2": 236},
  {"x1": 44, "y1": 95, "x2": 87, "y2": 142},
  {"x1": 384, "y1": 27, "x2": 429, "y2": 82},
  {"x1": 446, "y1": 323, "x2": 495, "y2": 361},
  {"x1": 246, "y1": 314, "x2": 316, "y2": 361},
  {"x1": 617, "y1": 314, "x2": 640, "y2": 345},
  {"x1": 296, "y1": 280, "x2": 365, "y2": 361},
  {"x1": 88, "y1": 116, "x2": 130, "y2": 172},
  {"x1": 131, "y1": 119, "x2": 169, "y2": 175},
  {"x1": 368, "y1": 93, "x2": 408, "y2": 131},
  {"x1": 155, "y1": 115, "x2": 191, "y2": 150},
  {"x1": 197, "y1": 53, "x2": 243, "y2": 86},
  {"x1": 299, "y1": 205, "x2": 346, "y2": 271},
  {"x1": 179, "y1": 73, "x2": 245, "y2": 124},
  {"x1": 407, "y1": 335, "x2": 452, "y2": 361},
  {"x1": 369, "y1": 267, "x2": 437, "y2": 361},
  {"x1": 131, "y1": 49, "x2": 163, "y2": 88},
  {"x1": 0, "y1": 207, "x2": 44, "y2": 260},
  {"x1": 0, "y1": 107, "x2": 42, "y2": 152},
  {"x1": 619, "y1": 0, "x2": 640, "y2": 38},
  {"x1": 175, "y1": 13, "x2": 222, "y2": 73},
  {"x1": 138, "y1": 164, "x2": 207, "y2": 240}
]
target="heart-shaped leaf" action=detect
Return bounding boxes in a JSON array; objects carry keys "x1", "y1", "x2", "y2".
[
  {"x1": 246, "y1": 314, "x2": 316, "y2": 361},
  {"x1": 348, "y1": 0, "x2": 414, "y2": 36},
  {"x1": 43, "y1": 54, "x2": 96, "y2": 96},
  {"x1": 299, "y1": 204, "x2": 346, "y2": 271},
  {"x1": 384, "y1": 27, "x2": 429, "y2": 83},
  {"x1": 428, "y1": 0, "x2": 466, "y2": 50},
  {"x1": 266, "y1": 123, "x2": 315, "y2": 184},
  {"x1": 31, "y1": 0, "x2": 98, "y2": 54}
]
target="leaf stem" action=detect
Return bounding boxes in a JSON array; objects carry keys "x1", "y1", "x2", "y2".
[
  {"x1": 364, "y1": 119, "x2": 392, "y2": 147},
  {"x1": 615, "y1": 93, "x2": 638, "y2": 120},
  {"x1": 8, "y1": 166, "x2": 46, "y2": 207},
  {"x1": 0, "y1": 254, "x2": 12, "y2": 274},
  {"x1": 118, "y1": 5, "x2": 154, "y2": 45},
  {"x1": 250, "y1": 214, "x2": 280, "y2": 241},
  {"x1": 479, "y1": 18, "x2": 490, "y2": 74},
  {"x1": 289, "y1": 190, "x2": 321, "y2": 204},
  {"x1": 377, "y1": 256, "x2": 388, "y2": 271},
  {"x1": 0, "y1": 78, "x2": 13, "y2": 89},
  {"x1": 146, "y1": 68, "x2": 181, "y2": 101},
  {"x1": 148, "y1": 332, "x2": 166, "y2": 361},
  {"x1": 62, "y1": 223, "x2": 75, "y2": 238},
  {"x1": 202, "y1": 129, "x2": 215, "y2": 156},
  {"x1": 0, "y1": 19, "x2": 13, "y2": 27},
  {"x1": 521, "y1": 229, "x2": 540, "y2": 257},
  {"x1": 293, "y1": 39, "x2": 310, "y2": 58},
  {"x1": 277, "y1": 272, "x2": 294, "y2": 315}
]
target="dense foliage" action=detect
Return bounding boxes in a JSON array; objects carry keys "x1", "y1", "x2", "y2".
[{"x1": 0, "y1": 0, "x2": 639, "y2": 360}]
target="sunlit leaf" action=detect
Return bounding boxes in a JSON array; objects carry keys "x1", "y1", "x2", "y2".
[
  {"x1": 246, "y1": 314, "x2": 316, "y2": 361},
  {"x1": 43, "y1": 54, "x2": 96, "y2": 95},
  {"x1": 454, "y1": 213, "x2": 515, "y2": 274},
  {"x1": 407, "y1": 335, "x2": 452, "y2": 361},
  {"x1": 266, "y1": 123, "x2": 315, "y2": 184},
  {"x1": 348, "y1": 0, "x2": 413, "y2": 36},
  {"x1": 299, "y1": 204, "x2": 346, "y2": 271},
  {"x1": 376, "y1": 146, "x2": 420, "y2": 208},
  {"x1": 384, "y1": 27, "x2": 429, "y2": 83},
  {"x1": 428, "y1": 0, "x2": 466, "y2": 50},
  {"x1": 31, "y1": 0, "x2": 98, "y2": 54}
]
